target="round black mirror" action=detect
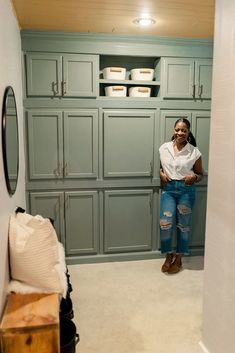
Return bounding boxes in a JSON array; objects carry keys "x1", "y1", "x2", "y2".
[{"x1": 2, "y1": 86, "x2": 19, "y2": 196}]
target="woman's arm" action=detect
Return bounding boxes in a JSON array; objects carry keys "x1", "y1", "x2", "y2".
[
  {"x1": 183, "y1": 157, "x2": 203, "y2": 185},
  {"x1": 159, "y1": 163, "x2": 170, "y2": 184},
  {"x1": 193, "y1": 157, "x2": 203, "y2": 182}
]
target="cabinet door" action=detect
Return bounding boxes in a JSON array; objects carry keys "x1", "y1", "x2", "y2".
[
  {"x1": 190, "y1": 187, "x2": 207, "y2": 247},
  {"x1": 26, "y1": 53, "x2": 62, "y2": 96},
  {"x1": 27, "y1": 111, "x2": 63, "y2": 179},
  {"x1": 104, "y1": 190, "x2": 153, "y2": 253},
  {"x1": 195, "y1": 59, "x2": 212, "y2": 99},
  {"x1": 29, "y1": 191, "x2": 65, "y2": 243},
  {"x1": 160, "y1": 111, "x2": 192, "y2": 145},
  {"x1": 103, "y1": 110, "x2": 154, "y2": 177},
  {"x1": 63, "y1": 54, "x2": 99, "y2": 97},
  {"x1": 162, "y1": 58, "x2": 195, "y2": 98},
  {"x1": 65, "y1": 191, "x2": 99, "y2": 255},
  {"x1": 191, "y1": 112, "x2": 210, "y2": 175},
  {"x1": 63, "y1": 110, "x2": 98, "y2": 178}
]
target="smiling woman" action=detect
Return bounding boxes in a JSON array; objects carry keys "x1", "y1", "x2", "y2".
[
  {"x1": 159, "y1": 118, "x2": 203, "y2": 274},
  {"x1": 2, "y1": 86, "x2": 19, "y2": 196}
]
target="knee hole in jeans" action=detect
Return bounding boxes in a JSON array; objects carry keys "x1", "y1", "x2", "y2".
[
  {"x1": 160, "y1": 219, "x2": 172, "y2": 230},
  {"x1": 163, "y1": 211, "x2": 172, "y2": 217},
  {"x1": 177, "y1": 204, "x2": 192, "y2": 215}
]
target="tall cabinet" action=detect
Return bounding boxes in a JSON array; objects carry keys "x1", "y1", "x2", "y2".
[{"x1": 22, "y1": 32, "x2": 212, "y2": 263}]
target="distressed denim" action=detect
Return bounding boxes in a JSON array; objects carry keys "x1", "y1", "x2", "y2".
[{"x1": 159, "y1": 180, "x2": 196, "y2": 254}]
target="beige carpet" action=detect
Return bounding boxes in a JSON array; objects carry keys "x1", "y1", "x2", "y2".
[{"x1": 68, "y1": 257, "x2": 204, "y2": 353}]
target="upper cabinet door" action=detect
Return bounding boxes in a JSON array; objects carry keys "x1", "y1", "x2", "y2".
[
  {"x1": 27, "y1": 110, "x2": 63, "y2": 179},
  {"x1": 63, "y1": 54, "x2": 99, "y2": 97},
  {"x1": 162, "y1": 58, "x2": 195, "y2": 98},
  {"x1": 63, "y1": 110, "x2": 98, "y2": 178},
  {"x1": 103, "y1": 110, "x2": 155, "y2": 177},
  {"x1": 194, "y1": 59, "x2": 213, "y2": 99},
  {"x1": 26, "y1": 52, "x2": 99, "y2": 97},
  {"x1": 26, "y1": 53, "x2": 62, "y2": 96}
]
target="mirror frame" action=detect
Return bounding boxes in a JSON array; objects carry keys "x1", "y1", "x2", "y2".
[{"x1": 2, "y1": 86, "x2": 19, "y2": 196}]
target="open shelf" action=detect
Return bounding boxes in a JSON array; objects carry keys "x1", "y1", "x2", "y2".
[
  {"x1": 100, "y1": 79, "x2": 161, "y2": 86},
  {"x1": 99, "y1": 55, "x2": 161, "y2": 98}
]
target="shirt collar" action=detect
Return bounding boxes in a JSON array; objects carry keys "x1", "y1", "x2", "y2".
[{"x1": 167, "y1": 140, "x2": 191, "y2": 155}]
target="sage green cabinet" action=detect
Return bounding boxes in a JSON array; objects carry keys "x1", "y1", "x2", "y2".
[
  {"x1": 103, "y1": 110, "x2": 155, "y2": 177},
  {"x1": 65, "y1": 191, "x2": 99, "y2": 255},
  {"x1": 190, "y1": 187, "x2": 207, "y2": 247},
  {"x1": 29, "y1": 190, "x2": 99, "y2": 255},
  {"x1": 104, "y1": 189, "x2": 153, "y2": 253},
  {"x1": 162, "y1": 58, "x2": 212, "y2": 99},
  {"x1": 191, "y1": 112, "x2": 210, "y2": 174},
  {"x1": 27, "y1": 110, "x2": 98, "y2": 179},
  {"x1": 160, "y1": 110, "x2": 210, "y2": 173},
  {"x1": 26, "y1": 52, "x2": 99, "y2": 97},
  {"x1": 29, "y1": 191, "x2": 65, "y2": 243}
]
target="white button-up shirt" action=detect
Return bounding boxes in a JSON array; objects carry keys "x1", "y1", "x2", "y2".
[{"x1": 159, "y1": 141, "x2": 202, "y2": 180}]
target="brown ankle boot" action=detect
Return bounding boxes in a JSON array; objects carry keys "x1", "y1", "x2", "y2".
[
  {"x1": 167, "y1": 254, "x2": 182, "y2": 274},
  {"x1": 161, "y1": 253, "x2": 174, "y2": 273}
]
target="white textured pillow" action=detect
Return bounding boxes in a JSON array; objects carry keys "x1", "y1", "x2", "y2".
[{"x1": 9, "y1": 213, "x2": 66, "y2": 295}]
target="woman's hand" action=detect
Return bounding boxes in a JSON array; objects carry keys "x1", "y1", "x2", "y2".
[
  {"x1": 183, "y1": 175, "x2": 197, "y2": 185},
  {"x1": 160, "y1": 169, "x2": 170, "y2": 184}
]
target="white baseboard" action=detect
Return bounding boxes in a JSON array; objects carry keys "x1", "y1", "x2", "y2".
[{"x1": 199, "y1": 341, "x2": 210, "y2": 353}]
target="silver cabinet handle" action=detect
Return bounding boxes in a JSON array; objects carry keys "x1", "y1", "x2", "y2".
[
  {"x1": 63, "y1": 162, "x2": 68, "y2": 177},
  {"x1": 192, "y1": 84, "x2": 196, "y2": 98},
  {"x1": 150, "y1": 161, "x2": 153, "y2": 177},
  {"x1": 53, "y1": 167, "x2": 59, "y2": 177},
  {"x1": 198, "y1": 84, "x2": 203, "y2": 98},
  {"x1": 52, "y1": 81, "x2": 59, "y2": 95},
  {"x1": 62, "y1": 81, "x2": 67, "y2": 95},
  {"x1": 57, "y1": 162, "x2": 62, "y2": 177},
  {"x1": 53, "y1": 163, "x2": 62, "y2": 177}
]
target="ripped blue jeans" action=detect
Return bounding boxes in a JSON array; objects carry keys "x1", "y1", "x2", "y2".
[{"x1": 159, "y1": 180, "x2": 196, "y2": 254}]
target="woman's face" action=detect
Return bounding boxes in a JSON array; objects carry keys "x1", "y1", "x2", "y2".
[{"x1": 174, "y1": 121, "x2": 189, "y2": 144}]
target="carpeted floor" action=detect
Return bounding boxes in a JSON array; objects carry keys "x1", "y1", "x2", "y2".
[{"x1": 68, "y1": 256, "x2": 204, "y2": 353}]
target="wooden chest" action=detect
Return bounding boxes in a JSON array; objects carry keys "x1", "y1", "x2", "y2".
[{"x1": 0, "y1": 293, "x2": 60, "y2": 353}]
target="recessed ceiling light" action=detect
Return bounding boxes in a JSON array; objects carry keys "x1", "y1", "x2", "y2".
[{"x1": 133, "y1": 18, "x2": 156, "y2": 26}]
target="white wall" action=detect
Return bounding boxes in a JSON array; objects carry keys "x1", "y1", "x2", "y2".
[
  {"x1": 200, "y1": 0, "x2": 235, "y2": 352},
  {"x1": 0, "y1": 0, "x2": 25, "y2": 314}
]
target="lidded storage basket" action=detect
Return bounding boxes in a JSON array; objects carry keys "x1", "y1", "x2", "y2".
[
  {"x1": 129, "y1": 87, "x2": 151, "y2": 97},
  {"x1": 103, "y1": 67, "x2": 126, "y2": 80},
  {"x1": 105, "y1": 86, "x2": 127, "y2": 97},
  {"x1": 130, "y1": 68, "x2": 154, "y2": 81}
]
